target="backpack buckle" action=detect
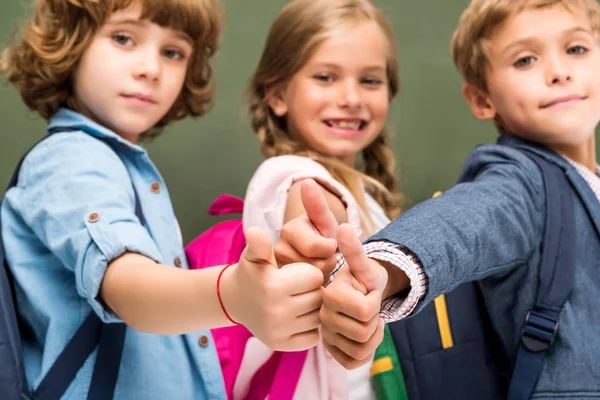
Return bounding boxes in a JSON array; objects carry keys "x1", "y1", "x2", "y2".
[{"x1": 521, "y1": 308, "x2": 559, "y2": 352}]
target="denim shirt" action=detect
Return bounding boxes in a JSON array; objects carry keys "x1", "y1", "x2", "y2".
[
  {"x1": 369, "y1": 140, "x2": 600, "y2": 398},
  {"x1": 1, "y1": 108, "x2": 226, "y2": 399}
]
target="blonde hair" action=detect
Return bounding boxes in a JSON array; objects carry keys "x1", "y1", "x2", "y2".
[
  {"x1": 451, "y1": 0, "x2": 600, "y2": 92},
  {"x1": 247, "y1": 0, "x2": 403, "y2": 226},
  {"x1": 1, "y1": 0, "x2": 222, "y2": 137}
]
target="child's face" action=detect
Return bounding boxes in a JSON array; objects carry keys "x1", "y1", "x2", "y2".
[
  {"x1": 468, "y1": 4, "x2": 600, "y2": 154},
  {"x1": 73, "y1": 1, "x2": 193, "y2": 142},
  {"x1": 268, "y1": 20, "x2": 390, "y2": 166}
]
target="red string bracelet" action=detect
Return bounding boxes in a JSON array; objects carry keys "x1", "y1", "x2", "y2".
[{"x1": 217, "y1": 263, "x2": 239, "y2": 325}]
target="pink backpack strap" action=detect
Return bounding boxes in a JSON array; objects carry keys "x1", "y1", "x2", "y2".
[
  {"x1": 269, "y1": 351, "x2": 309, "y2": 400},
  {"x1": 209, "y1": 194, "x2": 244, "y2": 215},
  {"x1": 243, "y1": 350, "x2": 308, "y2": 400}
]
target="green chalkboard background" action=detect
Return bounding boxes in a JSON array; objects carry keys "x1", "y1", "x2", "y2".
[{"x1": 1, "y1": 0, "x2": 598, "y2": 242}]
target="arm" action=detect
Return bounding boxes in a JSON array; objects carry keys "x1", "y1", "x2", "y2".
[
  {"x1": 321, "y1": 146, "x2": 545, "y2": 368},
  {"x1": 378, "y1": 259, "x2": 410, "y2": 299},
  {"x1": 100, "y1": 253, "x2": 232, "y2": 334},
  {"x1": 21, "y1": 135, "x2": 323, "y2": 349},
  {"x1": 101, "y1": 230, "x2": 324, "y2": 351},
  {"x1": 366, "y1": 145, "x2": 544, "y2": 310}
]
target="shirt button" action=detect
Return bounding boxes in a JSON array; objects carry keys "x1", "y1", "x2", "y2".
[
  {"x1": 150, "y1": 181, "x2": 161, "y2": 193},
  {"x1": 88, "y1": 212, "x2": 100, "y2": 223},
  {"x1": 174, "y1": 257, "x2": 182, "y2": 268},
  {"x1": 198, "y1": 335, "x2": 210, "y2": 347}
]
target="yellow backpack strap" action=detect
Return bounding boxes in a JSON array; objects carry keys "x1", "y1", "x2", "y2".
[{"x1": 430, "y1": 190, "x2": 455, "y2": 349}]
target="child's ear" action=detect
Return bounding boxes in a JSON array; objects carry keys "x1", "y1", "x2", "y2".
[
  {"x1": 266, "y1": 83, "x2": 289, "y2": 117},
  {"x1": 462, "y1": 83, "x2": 496, "y2": 121}
]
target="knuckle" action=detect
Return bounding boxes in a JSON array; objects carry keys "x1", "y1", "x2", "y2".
[
  {"x1": 355, "y1": 327, "x2": 372, "y2": 343},
  {"x1": 279, "y1": 223, "x2": 295, "y2": 240},
  {"x1": 280, "y1": 221, "x2": 292, "y2": 235},
  {"x1": 307, "y1": 330, "x2": 320, "y2": 346},
  {"x1": 273, "y1": 241, "x2": 287, "y2": 258},
  {"x1": 300, "y1": 236, "x2": 319, "y2": 256},
  {"x1": 308, "y1": 267, "x2": 325, "y2": 287},
  {"x1": 340, "y1": 356, "x2": 359, "y2": 370},
  {"x1": 356, "y1": 303, "x2": 374, "y2": 322},
  {"x1": 355, "y1": 346, "x2": 373, "y2": 361},
  {"x1": 322, "y1": 287, "x2": 338, "y2": 305}
]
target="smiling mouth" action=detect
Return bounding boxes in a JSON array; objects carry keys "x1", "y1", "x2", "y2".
[
  {"x1": 540, "y1": 95, "x2": 586, "y2": 108},
  {"x1": 323, "y1": 120, "x2": 367, "y2": 130}
]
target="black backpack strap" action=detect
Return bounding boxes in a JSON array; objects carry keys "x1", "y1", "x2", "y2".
[
  {"x1": 0, "y1": 228, "x2": 31, "y2": 399},
  {"x1": 0, "y1": 132, "x2": 36, "y2": 399},
  {"x1": 504, "y1": 146, "x2": 576, "y2": 400},
  {"x1": 3, "y1": 127, "x2": 143, "y2": 400}
]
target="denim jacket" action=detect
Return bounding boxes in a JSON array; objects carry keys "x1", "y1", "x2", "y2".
[
  {"x1": 369, "y1": 138, "x2": 600, "y2": 399},
  {"x1": 1, "y1": 108, "x2": 226, "y2": 399}
]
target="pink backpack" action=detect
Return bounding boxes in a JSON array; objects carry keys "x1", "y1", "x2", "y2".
[{"x1": 185, "y1": 194, "x2": 308, "y2": 400}]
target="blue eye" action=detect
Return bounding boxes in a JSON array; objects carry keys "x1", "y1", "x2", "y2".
[
  {"x1": 163, "y1": 48, "x2": 185, "y2": 60},
  {"x1": 361, "y1": 78, "x2": 383, "y2": 86},
  {"x1": 112, "y1": 33, "x2": 134, "y2": 46},
  {"x1": 313, "y1": 74, "x2": 333, "y2": 83},
  {"x1": 567, "y1": 45, "x2": 587, "y2": 55},
  {"x1": 514, "y1": 56, "x2": 535, "y2": 68}
]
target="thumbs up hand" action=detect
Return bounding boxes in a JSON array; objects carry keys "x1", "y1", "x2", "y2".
[
  {"x1": 222, "y1": 227, "x2": 324, "y2": 351},
  {"x1": 320, "y1": 224, "x2": 388, "y2": 370},
  {"x1": 274, "y1": 179, "x2": 339, "y2": 278}
]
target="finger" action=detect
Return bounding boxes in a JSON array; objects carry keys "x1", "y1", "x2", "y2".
[
  {"x1": 290, "y1": 287, "x2": 323, "y2": 316},
  {"x1": 323, "y1": 341, "x2": 372, "y2": 371},
  {"x1": 324, "y1": 279, "x2": 382, "y2": 322},
  {"x1": 279, "y1": 263, "x2": 325, "y2": 295},
  {"x1": 290, "y1": 308, "x2": 321, "y2": 335},
  {"x1": 321, "y1": 319, "x2": 384, "y2": 361},
  {"x1": 243, "y1": 227, "x2": 276, "y2": 266},
  {"x1": 338, "y1": 223, "x2": 386, "y2": 293},
  {"x1": 301, "y1": 179, "x2": 338, "y2": 239},
  {"x1": 318, "y1": 255, "x2": 338, "y2": 279},
  {"x1": 275, "y1": 241, "x2": 338, "y2": 275},
  {"x1": 277, "y1": 221, "x2": 337, "y2": 260},
  {"x1": 327, "y1": 260, "x2": 354, "y2": 287},
  {"x1": 275, "y1": 329, "x2": 321, "y2": 352},
  {"x1": 274, "y1": 240, "x2": 305, "y2": 267},
  {"x1": 320, "y1": 309, "x2": 380, "y2": 343}
]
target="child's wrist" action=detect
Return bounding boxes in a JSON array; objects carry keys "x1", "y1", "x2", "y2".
[
  {"x1": 379, "y1": 259, "x2": 410, "y2": 299},
  {"x1": 217, "y1": 263, "x2": 241, "y2": 325}
]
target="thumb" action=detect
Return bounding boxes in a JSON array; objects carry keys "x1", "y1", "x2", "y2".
[
  {"x1": 242, "y1": 227, "x2": 277, "y2": 267},
  {"x1": 337, "y1": 223, "x2": 386, "y2": 293},
  {"x1": 301, "y1": 179, "x2": 338, "y2": 239}
]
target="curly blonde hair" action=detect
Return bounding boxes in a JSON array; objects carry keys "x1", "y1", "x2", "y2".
[
  {"x1": 247, "y1": 0, "x2": 403, "y2": 226},
  {"x1": 1, "y1": 0, "x2": 222, "y2": 137}
]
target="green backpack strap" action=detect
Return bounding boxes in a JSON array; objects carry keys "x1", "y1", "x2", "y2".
[{"x1": 371, "y1": 323, "x2": 409, "y2": 400}]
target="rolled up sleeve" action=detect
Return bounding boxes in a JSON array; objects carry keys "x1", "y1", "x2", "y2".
[{"x1": 18, "y1": 133, "x2": 162, "y2": 322}]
